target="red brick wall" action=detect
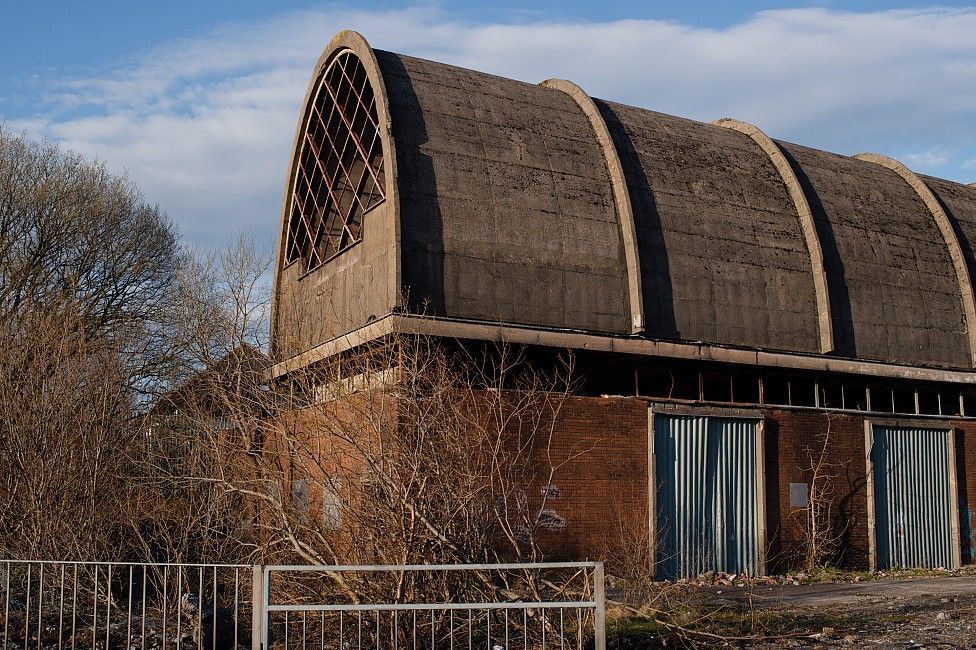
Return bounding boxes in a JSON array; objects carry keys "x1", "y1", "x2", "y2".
[
  {"x1": 760, "y1": 409, "x2": 870, "y2": 572},
  {"x1": 527, "y1": 401, "x2": 876, "y2": 571},
  {"x1": 952, "y1": 420, "x2": 976, "y2": 564},
  {"x1": 527, "y1": 396, "x2": 648, "y2": 561},
  {"x1": 287, "y1": 389, "x2": 976, "y2": 573},
  {"x1": 535, "y1": 403, "x2": 874, "y2": 572}
]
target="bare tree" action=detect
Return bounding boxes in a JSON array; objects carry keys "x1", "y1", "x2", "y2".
[
  {"x1": 126, "y1": 234, "x2": 272, "y2": 564},
  {"x1": 0, "y1": 130, "x2": 270, "y2": 562},
  {"x1": 0, "y1": 302, "x2": 134, "y2": 560},
  {"x1": 800, "y1": 413, "x2": 847, "y2": 572},
  {"x1": 139, "y1": 270, "x2": 593, "y2": 627},
  {"x1": 0, "y1": 127, "x2": 182, "y2": 395},
  {"x1": 169, "y1": 232, "x2": 271, "y2": 371}
]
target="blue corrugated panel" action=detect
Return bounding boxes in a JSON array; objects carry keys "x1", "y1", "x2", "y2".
[
  {"x1": 873, "y1": 425, "x2": 955, "y2": 570},
  {"x1": 654, "y1": 414, "x2": 760, "y2": 579}
]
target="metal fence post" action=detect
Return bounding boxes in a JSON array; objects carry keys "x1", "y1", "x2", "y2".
[
  {"x1": 251, "y1": 566, "x2": 264, "y2": 650},
  {"x1": 593, "y1": 562, "x2": 606, "y2": 650}
]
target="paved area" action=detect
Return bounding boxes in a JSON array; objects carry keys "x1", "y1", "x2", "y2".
[
  {"x1": 720, "y1": 575, "x2": 976, "y2": 647},
  {"x1": 713, "y1": 576, "x2": 976, "y2": 607}
]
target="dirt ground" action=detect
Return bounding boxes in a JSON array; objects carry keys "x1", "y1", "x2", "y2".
[
  {"x1": 720, "y1": 576, "x2": 976, "y2": 647},
  {"x1": 608, "y1": 570, "x2": 976, "y2": 647}
]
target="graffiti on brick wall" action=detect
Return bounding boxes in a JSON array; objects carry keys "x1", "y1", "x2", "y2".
[
  {"x1": 541, "y1": 484, "x2": 561, "y2": 500},
  {"x1": 962, "y1": 506, "x2": 976, "y2": 560},
  {"x1": 537, "y1": 509, "x2": 567, "y2": 532},
  {"x1": 512, "y1": 484, "x2": 568, "y2": 545}
]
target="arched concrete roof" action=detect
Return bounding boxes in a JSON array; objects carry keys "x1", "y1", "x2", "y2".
[
  {"x1": 375, "y1": 49, "x2": 631, "y2": 334},
  {"x1": 712, "y1": 118, "x2": 833, "y2": 354},
  {"x1": 272, "y1": 31, "x2": 976, "y2": 374},
  {"x1": 777, "y1": 142, "x2": 969, "y2": 368},
  {"x1": 594, "y1": 101, "x2": 822, "y2": 354}
]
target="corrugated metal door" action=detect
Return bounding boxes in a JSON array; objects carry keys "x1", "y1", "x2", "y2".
[
  {"x1": 654, "y1": 414, "x2": 761, "y2": 579},
  {"x1": 872, "y1": 425, "x2": 957, "y2": 569}
]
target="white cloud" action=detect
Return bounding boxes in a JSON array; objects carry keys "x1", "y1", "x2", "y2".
[
  {"x1": 6, "y1": 6, "x2": 976, "y2": 245},
  {"x1": 900, "y1": 148, "x2": 951, "y2": 170}
]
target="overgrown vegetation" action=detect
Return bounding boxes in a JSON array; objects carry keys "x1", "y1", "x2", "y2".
[
  {"x1": 0, "y1": 127, "x2": 271, "y2": 563},
  {"x1": 0, "y1": 129, "x2": 600, "y2": 645}
]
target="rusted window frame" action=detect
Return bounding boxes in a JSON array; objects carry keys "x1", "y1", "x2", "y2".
[{"x1": 285, "y1": 50, "x2": 386, "y2": 272}]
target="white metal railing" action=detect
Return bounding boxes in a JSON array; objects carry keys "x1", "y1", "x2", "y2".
[
  {"x1": 0, "y1": 560, "x2": 254, "y2": 649},
  {"x1": 260, "y1": 562, "x2": 606, "y2": 650},
  {"x1": 0, "y1": 560, "x2": 606, "y2": 650}
]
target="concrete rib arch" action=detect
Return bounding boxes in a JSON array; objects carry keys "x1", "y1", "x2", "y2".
[
  {"x1": 855, "y1": 152, "x2": 976, "y2": 367},
  {"x1": 541, "y1": 78, "x2": 645, "y2": 334},
  {"x1": 713, "y1": 118, "x2": 834, "y2": 353}
]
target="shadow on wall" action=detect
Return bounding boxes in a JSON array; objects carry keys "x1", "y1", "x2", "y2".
[
  {"x1": 594, "y1": 100, "x2": 679, "y2": 340},
  {"x1": 763, "y1": 418, "x2": 785, "y2": 573},
  {"x1": 376, "y1": 52, "x2": 446, "y2": 316},
  {"x1": 956, "y1": 428, "x2": 974, "y2": 564},
  {"x1": 835, "y1": 462, "x2": 867, "y2": 568},
  {"x1": 934, "y1": 189, "x2": 976, "y2": 319},
  {"x1": 777, "y1": 146, "x2": 856, "y2": 358}
]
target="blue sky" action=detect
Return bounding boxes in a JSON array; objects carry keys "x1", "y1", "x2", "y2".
[{"x1": 3, "y1": 1, "x2": 976, "y2": 246}]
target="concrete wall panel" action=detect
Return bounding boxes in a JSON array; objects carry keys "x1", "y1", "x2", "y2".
[
  {"x1": 779, "y1": 143, "x2": 969, "y2": 368},
  {"x1": 377, "y1": 50, "x2": 631, "y2": 334},
  {"x1": 596, "y1": 101, "x2": 821, "y2": 353}
]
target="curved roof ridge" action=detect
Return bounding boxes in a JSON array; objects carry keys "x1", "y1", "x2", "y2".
[
  {"x1": 541, "y1": 78, "x2": 644, "y2": 334},
  {"x1": 855, "y1": 152, "x2": 976, "y2": 367},
  {"x1": 714, "y1": 117, "x2": 833, "y2": 354},
  {"x1": 271, "y1": 30, "x2": 976, "y2": 374}
]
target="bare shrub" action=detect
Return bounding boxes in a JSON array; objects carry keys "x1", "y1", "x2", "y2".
[
  {"x1": 799, "y1": 413, "x2": 848, "y2": 572},
  {"x1": 0, "y1": 303, "x2": 134, "y2": 560}
]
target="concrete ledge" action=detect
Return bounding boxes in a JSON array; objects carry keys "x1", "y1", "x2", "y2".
[{"x1": 270, "y1": 313, "x2": 976, "y2": 384}]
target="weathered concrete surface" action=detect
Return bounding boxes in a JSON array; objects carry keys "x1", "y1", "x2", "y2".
[
  {"x1": 271, "y1": 31, "x2": 399, "y2": 360},
  {"x1": 714, "y1": 118, "x2": 834, "y2": 354},
  {"x1": 777, "y1": 142, "x2": 969, "y2": 368},
  {"x1": 377, "y1": 49, "x2": 631, "y2": 334},
  {"x1": 542, "y1": 78, "x2": 645, "y2": 334},
  {"x1": 856, "y1": 152, "x2": 976, "y2": 367},
  {"x1": 598, "y1": 101, "x2": 821, "y2": 353},
  {"x1": 924, "y1": 176, "x2": 976, "y2": 362}
]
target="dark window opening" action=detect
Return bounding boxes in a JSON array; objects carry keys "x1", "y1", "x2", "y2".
[
  {"x1": 893, "y1": 386, "x2": 915, "y2": 414},
  {"x1": 762, "y1": 375, "x2": 790, "y2": 406},
  {"x1": 731, "y1": 372, "x2": 760, "y2": 404},
  {"x1": 963, "y1": 389, "x2": 976, "y2": 417},
  {"x1": 942, "y1": 390, "x2": 963, "y2": 417},
  {"x1": 844, "y1": 381, "x2": 868, "y2": 411},
  {"x1": 637, "y1": 366, "x2": 699, "y2": 400},
  {"x1": 285, "y1": 50, "x2": 386, "y2": 271},
  {"x1": 819, "y1": 377, "x2": 844, "y2": 410},
  {"x1": 593, "y1": 354, "x2": 971, "y2": 418},
  {"x1": 790, "y1": 376, "x2": 817, "y2": 407},
  {"x1": 917, "y1": 389, "x2": 941, "y2": 416},
  {"x1": 702, "y1": 371, "x2": 730, "y2": 402},
  {"x1": 865, "y1": 383, "x2": 892, "y2": 413}
]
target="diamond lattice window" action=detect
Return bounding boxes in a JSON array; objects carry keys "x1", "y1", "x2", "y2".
[{"x1": 285, "y1": 50, "x2": 386, "y2": 271}]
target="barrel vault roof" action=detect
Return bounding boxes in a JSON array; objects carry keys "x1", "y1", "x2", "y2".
[{"x1": 271, "y1": 30, "x2": 976, "y2": 376}]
